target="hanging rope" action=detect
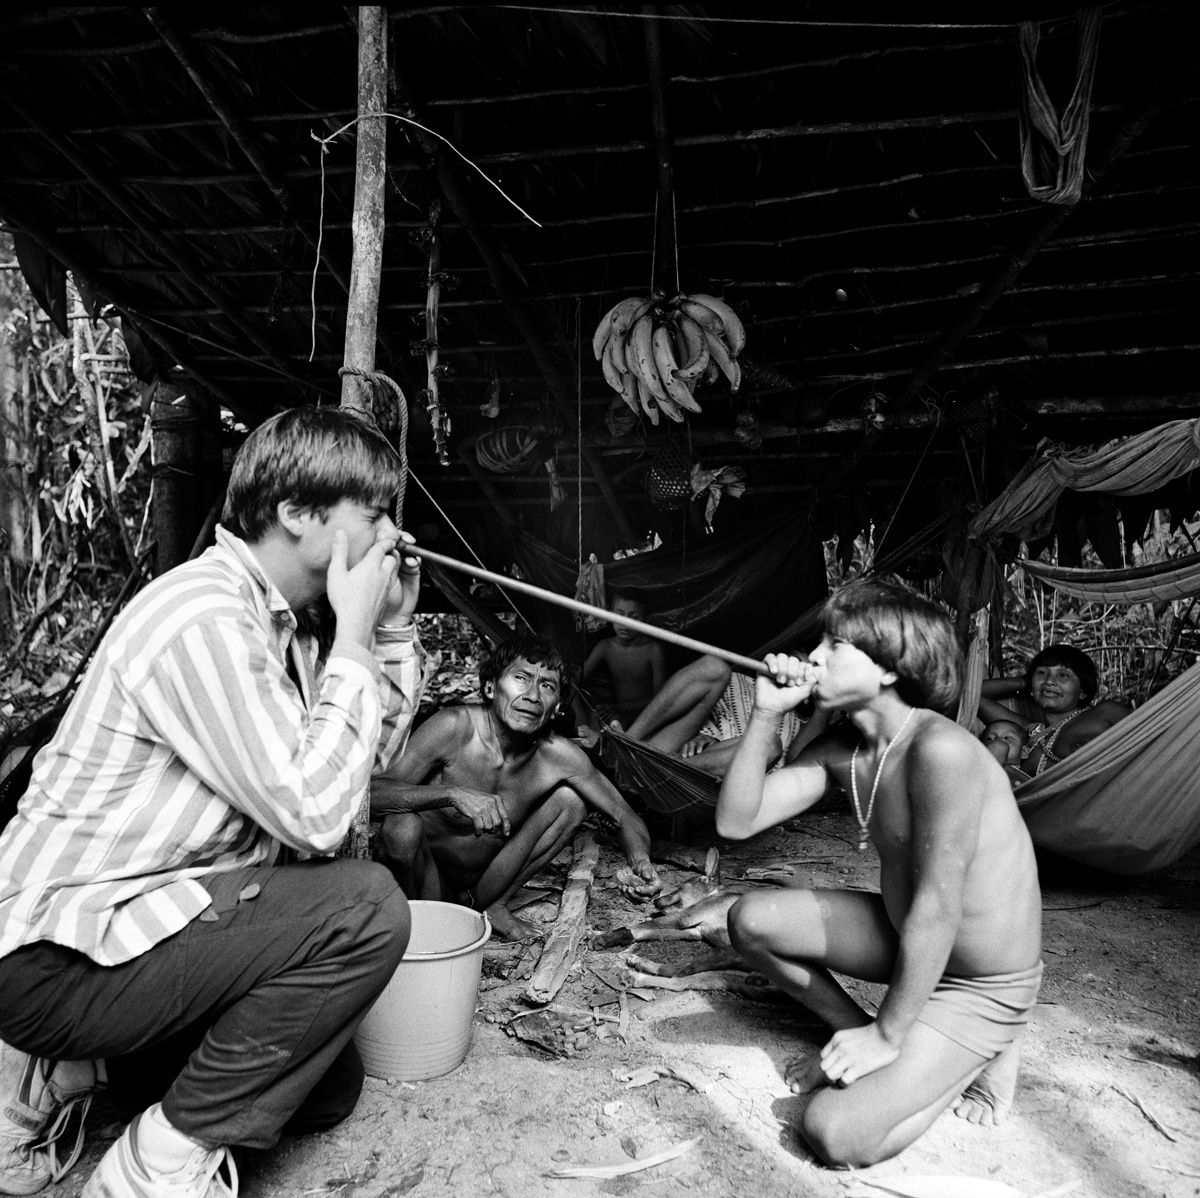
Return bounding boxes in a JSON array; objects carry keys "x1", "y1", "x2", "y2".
[
  {"x1": 1018, "y1": 8, "x2": 1102, "y2": 206},
  {"x1": 337, "y1": 365, "x2": 409, "y2": 524}
]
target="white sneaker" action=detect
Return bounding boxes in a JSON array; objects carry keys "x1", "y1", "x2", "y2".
[
  {"x1": 81, "y1": 1113, "x2": 237, "y2": 1198},
  {"x1": 1, "y1": 1042, "x2": 98, "y2": 1195}
]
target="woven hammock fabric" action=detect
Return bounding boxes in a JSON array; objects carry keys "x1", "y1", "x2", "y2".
[
  {"x1": 602, "y1": 726, "x2": 720, "y2": 820},
  {"x1": 1014, "y1": 661, "x2": 1200, "y2": 874},
  {"x1": 602, "y1": 674, "x2": 802, "y2": 822},
  {"x1": 968, "y1": 419, "x2": 1200, "y2": 543},
  {"x1": 1019, "y1": 551, "x2": 1200, "y2": 604}
]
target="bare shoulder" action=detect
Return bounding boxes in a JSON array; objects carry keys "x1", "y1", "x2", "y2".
[
  {"x1": 1092, "y1": 699, "x2": 1131, "y2": 724},
  {"x1": 416, "y1": 704, "x2": 479, "y2": 747},
  {"x1": 907, "y1": 712, "x2": 991, "y2": 779},
  {"x1": 538, "y1": 730, "x2": 595, "y2": 773}
]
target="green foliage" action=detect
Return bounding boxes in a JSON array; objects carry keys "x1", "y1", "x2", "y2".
[{"x1": 1, "y1": 231, "x2": 148, "y2": 744}]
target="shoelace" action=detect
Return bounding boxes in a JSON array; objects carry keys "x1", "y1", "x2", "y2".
[
  {"x1": 29, "y1": 1092, "x2": 93, "y2": 1183},
  {"x1": 181, "y1": 1145, "x2": 238, "y2": 1197}
]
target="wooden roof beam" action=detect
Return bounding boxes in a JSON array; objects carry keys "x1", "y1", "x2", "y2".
[
  {"x1": 0, "y1": 188, "x2": 245, "y2": 416},
  {"x1": 145, "y1": 7, "x2": 422, "y2": 407},
  {"x1": 3, "y1": 92, "x2": 298, "y2": 376}
]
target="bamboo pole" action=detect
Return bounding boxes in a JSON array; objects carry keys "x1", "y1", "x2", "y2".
[
  {"x1": 339, "y1": 5, "x2": 388, "y2": 417},
  {"x1": 402, "y1": 543, "x2": 770, "y2": 677}
]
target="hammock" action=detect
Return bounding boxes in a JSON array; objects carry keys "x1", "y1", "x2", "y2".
[
  {"x1": 1019, "y1": 551, "x2": 1200, "y2": 605},
  {"x1": 601, "y1": 674, "x2": 804, "y2": 823},
  {"x1": 603, "y1": 727, "x2": 723, "y2": 823},
  {"x1": 1014, "y1": 661, "x2": 1200, "y2": 874}
]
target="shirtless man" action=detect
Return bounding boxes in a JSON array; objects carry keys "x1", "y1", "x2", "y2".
[
  {"x1": 373, "y1": 636, "x2": 660, "y2": 939},
  {"x1": 718, "y1": 579, "x2": 1043, "y2": 1167}
]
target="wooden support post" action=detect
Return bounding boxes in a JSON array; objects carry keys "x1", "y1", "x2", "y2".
[
  {"x1": 524, "y1": 829, "x2": 600, "y2": 1006},
  {"x1": 148, "y1": 381, "x2": 221, "y2": 574},
  {"x1": 954, "y1": 540, "x2": 987, "y2": 650},
  {"x1": 340, "y1": 6, "x2": 388, "y2": 417},
  {"x1": 341, "y1": 7, "x2": 389, "y2": 861}
]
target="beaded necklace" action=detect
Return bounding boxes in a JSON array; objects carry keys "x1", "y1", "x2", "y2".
[
  {"x1": 849, "y1": 708, "x2": 917, "y2": 852},
  {"x1": 1020, "y1": 707, "x2": 1086, "y2": 776}
]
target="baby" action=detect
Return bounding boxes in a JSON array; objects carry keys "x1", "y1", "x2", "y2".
[
  {"x1": 981, "y1": 718, "x2": 1030, "y2": 785},
  {"x1": 981, "y1": 718, "x2": 1027, "y2": 766}
]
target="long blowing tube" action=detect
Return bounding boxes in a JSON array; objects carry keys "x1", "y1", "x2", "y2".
[{"x1": 402, "y1": 543, "x2": 770, "y2": 677}]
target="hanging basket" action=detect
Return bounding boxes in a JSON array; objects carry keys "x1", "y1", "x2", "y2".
[
  {"x1": 643, "y1": 442, "x2": 694, "y2": 511},
  {"x1": 474, "y1": 426, "x2": 540, "y2": 474}
]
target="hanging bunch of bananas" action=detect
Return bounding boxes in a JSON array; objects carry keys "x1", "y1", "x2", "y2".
[{"x1": 591, "y1": 291, "x2": 746, "y2": 425}]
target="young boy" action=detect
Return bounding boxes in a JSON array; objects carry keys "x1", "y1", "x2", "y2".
[
  {"x1": 374, "y1": 636, "x2": 660, "y2": 941},
  {"x1": 0, "y1": 406, "x2": 424, "y2": 1198},
  {"x1": 580, "y1": 590, "x2": 668, "y2": 733},
  {"x1": 718, "y1": 579, "x2": 1043, "y2": 1167}
]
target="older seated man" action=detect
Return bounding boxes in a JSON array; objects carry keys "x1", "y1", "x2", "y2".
[{"x1": 373, "y1": 636, "x2": 660, "y2": 941}]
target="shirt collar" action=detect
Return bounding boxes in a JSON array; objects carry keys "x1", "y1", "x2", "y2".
[{"x1": 213, "y1": 525, "x2": 298, "y2": 628}]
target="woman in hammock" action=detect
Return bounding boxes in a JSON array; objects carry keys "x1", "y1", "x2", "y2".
[{"x1": 978, "y1": 644, "x2": 1130, "y2": 781}]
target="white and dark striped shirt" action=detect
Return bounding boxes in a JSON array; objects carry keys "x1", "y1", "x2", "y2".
[{"x1": 0, "y1": 526, "x2": 424, "y2": 966}]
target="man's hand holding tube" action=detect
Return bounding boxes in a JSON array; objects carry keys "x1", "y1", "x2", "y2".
[{"x1": 755, "y1": 652, "x2": 817, "y2": 712}]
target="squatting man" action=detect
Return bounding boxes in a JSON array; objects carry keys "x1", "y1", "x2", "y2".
[
  {"x1": 718, "y1": 579, "x2": 1043, "y2": 1167},
  {"x1": 374, "y1": 635, "x2": 661, "y2": 941}
]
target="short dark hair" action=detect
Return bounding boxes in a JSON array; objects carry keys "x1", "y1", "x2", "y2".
[
  {"x1": 222, "y1": 406, "x2": 404, "y2": 541},
  {"x1": 1024, "y1": 644, "x2": 1098, "y2": 705},
  {"x1": 609, "y1": 588, "x2": 649, "y2": 612},
  {"x1": 479, "y1": 636, "x2": 574, "y2": 702},
  {"x1": 983, "y1": 718, "x2": 1026, "y2": 738},
  {"x1": 822, "y1": 578, "x2": 963, "y2": 712}
]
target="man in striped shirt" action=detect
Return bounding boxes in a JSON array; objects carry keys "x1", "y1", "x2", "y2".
[{"x1": 0, "y1": 407, "x2": 425, "y2": 1198}]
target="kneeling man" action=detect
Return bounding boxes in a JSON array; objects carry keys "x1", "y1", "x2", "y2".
[
  {"x1": 719, "y1": 579, "x2": 1042, "y2": 1168},
  {"x1": 374, "y1": 636, "x2": 659, "y2": 939}
]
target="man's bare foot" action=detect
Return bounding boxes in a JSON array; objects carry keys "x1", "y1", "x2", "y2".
[
  {"x1": 486, "y1": 902, "x2": 545, "y2": 942},
  {"x1": 784, "y1": 1053, "x2": 829, "y2": 1097},
  {"x1": 953, "y1": 1039, "x2": 1021, "y2": 1126}
]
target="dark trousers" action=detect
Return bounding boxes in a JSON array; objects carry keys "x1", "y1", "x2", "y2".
[{"x1": 0, "y1": 859, "x2": 409, "y2": 1149}]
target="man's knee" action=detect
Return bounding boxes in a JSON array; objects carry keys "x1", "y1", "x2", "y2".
[
  {"x1": 546, "y1": 786, "x2": 588, "y2": 830},
  {"x1": 376, "y1": 812, "x2": 426, "y2": 867},
  {"x1": 728, "y1": 890, "x2": 791, "y2": 958},
  {"x1": 800, "y1": 1098, "x2": 885, "y2": 1168},
  {"x1": 697, "y1": 655, "x2": 732, "y2": 688},
  {"x1": 320, "y1": 859, "x2": 411, "y2": 971}
]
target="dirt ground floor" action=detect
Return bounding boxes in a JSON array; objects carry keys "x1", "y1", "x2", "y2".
[{"x1": 50, "y1": 799, "x2": 1199, "y2": 1198}]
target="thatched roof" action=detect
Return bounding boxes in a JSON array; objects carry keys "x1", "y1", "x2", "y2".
[{"x1": 1, "y1": 3, "x2": 1197, "y2": 568}]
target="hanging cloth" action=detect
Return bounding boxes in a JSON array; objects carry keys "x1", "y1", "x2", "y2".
[
  {"x1": 968, "y1": 420, "x2": 1200, "y2": 543},
  {"x1": 1018, "y1": 8, "x2": 1103, "y2": 206},
  {"x1": 1014, "y1": 661, "x2": 1200, "y2": 874}
]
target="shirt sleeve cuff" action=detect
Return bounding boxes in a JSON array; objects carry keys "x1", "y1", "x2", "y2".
[{"x1": 324, "y1": 645, "x2": 378, "y2": 686}]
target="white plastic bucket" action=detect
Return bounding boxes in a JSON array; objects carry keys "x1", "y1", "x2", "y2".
[{"x1": 354, "y1": 900, "x2": 492, "y2": 1081}]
